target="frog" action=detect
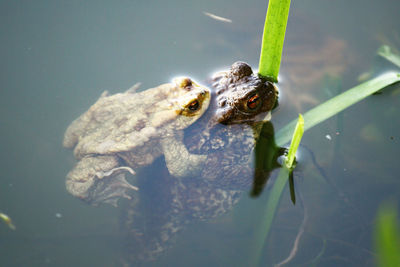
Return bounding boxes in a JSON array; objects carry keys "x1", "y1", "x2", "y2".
[
  {"x1": 119, "y1": 62, "x2": 280, "y2": 264},
  {"x1": 63, "y1": 77, "x2": 210, "y2": 206},
  {"x1": 208, "y1": 61, "x2": 278, "y2": 125}
]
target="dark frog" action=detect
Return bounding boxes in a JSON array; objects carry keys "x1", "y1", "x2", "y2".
[
  {"x1": 120, "y1": 61, "x2": 279, "y2": 264},
  {"x1": 211, "y1": 61, "x2": 277, "y2": 125}
]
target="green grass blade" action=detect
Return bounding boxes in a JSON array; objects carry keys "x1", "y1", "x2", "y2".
[
  {"x1": 374, "y1": 203, "x2": 400, "y2": 267},
  {"x1": 378, "y1": 45, "x2": 400, "y2": 68},
  {"x1": 285, "y1": 114, "x2": 304, "y2": 169},
  {"x1": 276, "y1": 72, "x2": 400, "y2": 146},
  {"x1": 258, "y1": 0, "x2": 291, "y2": 82}
]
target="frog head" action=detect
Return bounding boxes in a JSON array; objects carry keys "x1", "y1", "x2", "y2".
[
  {"x1": 211, "y1": 61, "x2": 278, "y2": 125},
  {"x1": 166, "y1": 77, "x2": 211, "y2": 130}
]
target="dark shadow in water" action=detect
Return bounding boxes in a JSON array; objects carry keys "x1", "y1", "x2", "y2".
[
  {"x1": 288, "y1": 170, "x2": 296, "y2": 204},
  {"x1": 251, "y1": 121, "x2": 286, "y2": 197}
]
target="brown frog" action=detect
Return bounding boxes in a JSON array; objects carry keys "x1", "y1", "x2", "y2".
[{"x1": 63, "y1": 77, "x2": 210, "y2": 206}]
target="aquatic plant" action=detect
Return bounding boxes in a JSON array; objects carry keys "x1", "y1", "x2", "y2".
[
  {"x1": 258, "y1": 0, "x2": 290, "y2": 82},
  {"x1": 284, "y1": 114, "x2": 304, "y2": 170},
  {"x1": 374, "y1": 203, "x2": 400, "y2": 267},
  {"x1": 378, "y1": 45, "x2": 400, "y2": 68},
  {"x1": 251, "y1": 114, "x2": 304, "y2": 266},
  {"x1": 253, "y1": 71, "x2": 400, "y2": 265},
  {"x1": 276, "y1": 72, "x2": 400, "y2": 146},
  {"x1": 252, "y1": 0, "x2": 400, "y2": 265}
]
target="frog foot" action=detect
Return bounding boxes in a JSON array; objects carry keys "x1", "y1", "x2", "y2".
[
  {"x1": 89, "y1": 166, "x2": 138, "y2": 207},
  {"x1": 66, "y1": 157, "x2": 138, "y2": 207}
]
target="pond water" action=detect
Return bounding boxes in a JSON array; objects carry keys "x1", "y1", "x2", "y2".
[{"x1": 0, "y1": 0, "x2": 399, "y2": 266}]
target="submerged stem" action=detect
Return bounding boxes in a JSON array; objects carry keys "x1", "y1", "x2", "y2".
[{"x1": 252, "y1": 72, "x2": 400, "y2": 266}]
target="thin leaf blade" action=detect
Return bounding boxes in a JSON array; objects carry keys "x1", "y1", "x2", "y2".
[
  {"x1": 276, "y1": 72, "x2": 400, "y2": 146},
  {"x1": 258, "y1": 0, "x2": 291, "y2": 82}
]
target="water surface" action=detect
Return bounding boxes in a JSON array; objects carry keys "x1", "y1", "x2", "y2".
[{"x1": 0, "y1": 0, "x2": 400, "y2": 266}]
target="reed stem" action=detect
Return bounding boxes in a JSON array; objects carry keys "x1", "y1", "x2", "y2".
[{"x1": 258, "y1": 0, "x2": 291, "y2": 82}]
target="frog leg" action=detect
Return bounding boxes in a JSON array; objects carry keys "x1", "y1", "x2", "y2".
[
  {"x1": 66, "y1": 155, "x2": 138, "y2": 207},
  {"x1": 161, "y1": 133, "x2": 207, "y2": 178},
  {"x1": 120, "y1": 176, "x2": 187, "y2": 264}
]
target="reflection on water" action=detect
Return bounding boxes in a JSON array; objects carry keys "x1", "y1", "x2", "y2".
[
  {"x1": 252, "y1": 121, "x2": 286, "y2": 197},
  {"x1": 0, "y1": 0, "x2": 400, "y2": 266}
]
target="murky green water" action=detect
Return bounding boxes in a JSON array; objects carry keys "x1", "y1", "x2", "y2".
[{"x1": 0, "y1": 0, "x2": 399, "y2": 266}]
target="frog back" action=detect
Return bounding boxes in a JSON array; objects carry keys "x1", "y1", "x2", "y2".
[{"x1": 68, "y1": 84, "x2": 177, "y2": 158}]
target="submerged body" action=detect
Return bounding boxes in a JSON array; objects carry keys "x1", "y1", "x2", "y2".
[{"x1": 120, "y1": 62, "x2": 279, "y2": 263}]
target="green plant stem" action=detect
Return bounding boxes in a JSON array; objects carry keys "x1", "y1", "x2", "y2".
[
  {"x1": 252, "y1": 114, "x2": 304, "y2": 266},
  {"x1": 258, "y1": 0, "x2": 291, "y2": 82},
  {"x1": 375, "y1": 203, "x2": 400, "y2": 267},
  {"x1": 285, "y1": 114, "x2": 304, "y2": 169},
  {"x1": 251, "y1": 166, "x2": 290, "y2": 267}
]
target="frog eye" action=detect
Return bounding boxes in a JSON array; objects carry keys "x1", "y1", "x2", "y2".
[
  {"x1": 246, "y1": 93, "x2": 261, "y2": 110},
  {"x1": 180, "y1": 78, "x2": 192, "y2": 88},
  {"x1": 188, "y1": 100, "x2": 199, "y2": 111}
]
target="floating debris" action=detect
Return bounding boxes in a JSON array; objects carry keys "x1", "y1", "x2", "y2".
[
  {"x1": 203, "y1": 12, "x2": 232, "y2": 23},
  {"x1": 0, "y1": 212, "x2": 16, "y2": 230},
  {"x1": 325, "y1": 134, "x2": 332, "y2": 140}
]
